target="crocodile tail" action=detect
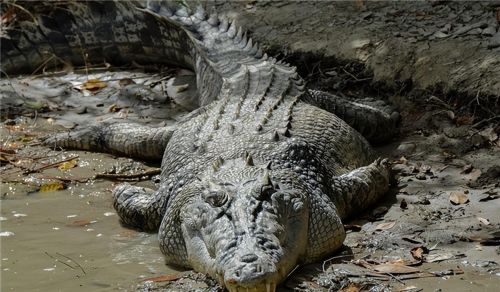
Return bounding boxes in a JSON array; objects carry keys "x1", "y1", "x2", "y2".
[
  {"x1": 142, "y1": 0, "x2": 269, "y2": 105},
  {"x1": 1, "y1": 1, "x2": 274, "y2": 106}
]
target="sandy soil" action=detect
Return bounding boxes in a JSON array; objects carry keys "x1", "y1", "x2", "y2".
[{"x1": 1, "y1": 1, "x2": 499, "y2": 292}]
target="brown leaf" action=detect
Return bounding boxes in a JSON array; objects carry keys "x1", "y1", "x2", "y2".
[
  {"x1": 455, "y1": 115, "x2": 474, "y2": 126},
  {"x1": 58, "y1": 159, "x2": 78, "y2": 171},
  {"x1": 66, "y1": 219, "x2": 94, "y2": 227},
  {"x1": 39, "y1": 181, "x2": 66, "y2": 192},
  {"x1": 108, "y1": 104, "x2": 122, "y2": 113},
  {"x1": 373, "y1": 263, "x2": 420, "y2": 274},
  {"x1": 460, "y1": 164, "x2": 473, "y2": 174},
  {"x1": 339, "y1": 283, "x2": 361, "y2": 292},
  {"x1": 397, "y1": 286, "x2": 420, "y2": 292},
  {"x1": 449, "y1": 192, "x2": 469, "y2": 205},
  {"x1": 375, "y1": 221, "x2": 396, "y2": 231},
  {"x1": 81, "y1": 79, "x2": 107, "y2": 92},
  {"x1": 142, "y1": 274, "x2": 183, "y2": 282},
  {"x1": 410, "y1": 246, "x2": 428, "y2": 261},
  {"x1": 425, "y1": 252, "x2": 454, "y2": 263},
  {"x1": 0, "y1": 147, "x2": 16, "y2": 155}
]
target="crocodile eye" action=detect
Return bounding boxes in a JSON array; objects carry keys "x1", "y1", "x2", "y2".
[{"x1": 203, "y1": 191, "x2": 228, "y2": 207}]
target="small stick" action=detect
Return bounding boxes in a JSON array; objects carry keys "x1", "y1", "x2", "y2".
[
  {"x1": 26, "y1": 155, "x2": 79, "y2": 174},
  {"x1": 95, "y1": 168, "x2": 161, "y2": 180},
  {"x1": 44, "y1": 252, "x2": 76, "y2": 270},
  {"x1": 56, "y1": 252, "x2": 86, "y2": 275}
]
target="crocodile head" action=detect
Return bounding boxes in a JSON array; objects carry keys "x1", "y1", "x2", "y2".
[{"x1": 161, "y1": 166, "x2": 309, "y2": 291}]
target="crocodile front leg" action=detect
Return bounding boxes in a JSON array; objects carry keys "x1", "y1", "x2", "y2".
[
  {"x1": 43, "y1": 122, "x2": 174, "y2": 160},
  {"x1": 329, "y1": 158, "x2": 391, "y2": 220},
  {"x1": 113, "y1": 183, "x2": 168, "y2": 231},
  {"x1": 305, "y1": 90, "x2": 400, "y2": 144}
]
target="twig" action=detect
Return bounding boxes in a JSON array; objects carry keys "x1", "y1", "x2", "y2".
[
  {"x1": 322, "y1": 254, "x2": 353, "y2": 272},
  {"x1": 94, "y1": 168, "x2": 161, "y2": 180},
  {"x1": 38, "y1": 175, "x2": 89, "y2": 183},
  {"x1": 385, "y1": 272, "x2": 405, "y2": 284},
  {"x1": 471, "y1": 115, "x2": 500, "y2": 128},
  {"x1": 44, "y1": 252, "x2": 76, "y2": 271},
  {"x1": 3, "y1": 2, "x2": 39, "y2": 25},
  {"x1": 342, "y1": 68, "x2": 359, "y2": 81},
  {"x1": 56, "y1": 252, "x2": 86, "y2": 275},
  {"x1": 26, "y1": 155, "x2": 79, "y2": 174}
]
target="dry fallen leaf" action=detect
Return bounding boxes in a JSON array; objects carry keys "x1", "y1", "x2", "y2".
[
  {"x1": 425, "y1": 252, "x2": 454, "y2": 263},
  {"x1": 477, "y1": 217, "x2": 490, "y2": 225},
  {"x1": 397, "y1": 286, "x2": 420, "y2": 292},
  {"x1": 58, "y1": 159, "x2": 78, "y2": 171},
  {"x1": 66, "y1": 219, "x2": 94, "y2": 227},
  {"x1": 461, "y1": 164, "x2": 473, "y2": 174},
  {"x1": 372, "y1": 263, "x2": 419, "y2": 274},
  {"x1": 81, "y1": 79, "x2": 107, "y2": 92},
  {"x1": 410, "y1": 246, "x2": 429, "y2": 261},
  {"x1": 39, "y1": 181, "x2": 66, "y2": 192},
  {"x1": 108, "y1": 104, "x2": 122, "y2": 113},
  {"x1": 449, "y1": 192, "x2": 469, "y2": 205},
  {"x1": 142, "y1": 273, "x2": 183, "y2": 282},
  {"x1": 455, "y1": 115, "x2": 474, "y2": 126},
  {"x1": 339, "y1": 283, "x2": 361, "y2": 292},
  {"x1": 375, "y1": 221, "x2": 396, "y2": 231}
]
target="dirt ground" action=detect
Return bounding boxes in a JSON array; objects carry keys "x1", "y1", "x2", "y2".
[{"x1": 1, "y1": 1, "x2": 499, "y2": 292}]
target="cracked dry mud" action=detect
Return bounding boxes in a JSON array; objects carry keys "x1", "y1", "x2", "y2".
[{"x1": 1, "y1": 1, "x2": 499, "y2": 292}]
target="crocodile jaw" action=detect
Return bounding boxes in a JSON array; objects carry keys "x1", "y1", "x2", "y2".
[{"x1": 173, "y1": 170, "x2": 309, "y2": 290}]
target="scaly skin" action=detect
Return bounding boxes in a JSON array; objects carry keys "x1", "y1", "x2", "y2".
[{"x1": 1, "y1": 1, "x2": 398, "y2": 291}]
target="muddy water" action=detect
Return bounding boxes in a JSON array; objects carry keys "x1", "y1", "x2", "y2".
[{"x1": 0, "y1": 174, "x2": 179, "y2": 292}]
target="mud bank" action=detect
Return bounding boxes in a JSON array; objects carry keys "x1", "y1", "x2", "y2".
[{"x1": 215, "y1": 1, "x2": 500, "y2": 116}]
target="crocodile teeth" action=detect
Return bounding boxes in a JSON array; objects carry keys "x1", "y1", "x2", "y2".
[
  {"x1": 219, "y1": 17, "x2": 229, "y2": 31},
  {"x1": 246, "y1": 154, "x2": 254, "y2": 166},
  {"x1": 262, "y1": 171, "x2": 272, "y2": 186},
  {"x1": 227, "y1": 21, "x2": 237, "y2": 37},
  {"x1": 271, "y1": 131, "x2": 279, "y2": 141}
]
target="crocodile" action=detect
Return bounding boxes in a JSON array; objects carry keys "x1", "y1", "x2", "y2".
[{"x1": 1, "y1": 1, "x2": 399, "y2": 291}]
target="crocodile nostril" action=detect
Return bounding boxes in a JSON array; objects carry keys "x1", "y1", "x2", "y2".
[{"x1": 240, "y1": 253, "x2": 258, "y2": 263}]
